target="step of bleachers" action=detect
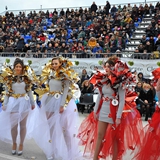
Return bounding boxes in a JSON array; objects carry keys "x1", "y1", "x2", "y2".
[
  {"x1": 138, "y1": 24, "x2": 150, "y2": 28},
  {"x1": 124, "y1": 47, "x2": 136, "y2": 52},
  {"x1": 134, "y1": 30, "x2": 146, "y2": 33},
  {"x1": 127, "y1": 44, "x2": 140, "y2": 47},
  {"x1": 139, "y1": 22, "x2": 151, "y2": 26},
  {"x1": 130, "y1": 37, "x2": 142, "y2": 41},
  {"x1": 136, "y1": 27, "x2": 146, "y2": 31},
  {"x1": 125, "y1": 14, "x2": 153, "y2": 51},
  {"x1": 127, "y1": 41, "x2": 140, "y2": 45},
  {"x1": 143, "y1": 17, "x2": 153, "y2": 21}
]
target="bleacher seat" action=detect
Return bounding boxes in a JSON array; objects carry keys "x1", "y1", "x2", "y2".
[
  {"x1": 134, "y1": 22, "x2": 139, "y2": 28},
  {"x1": 43, "y1": 26, "x2": 47, "y2": 31},
  {"x1": 48, "y1": 18, "x2": 52, "y2": 22},
  {"x1": 138, "y1": 18, "x2": 142, "y2": 23},
  {"x1": 146, "y1": 37, "x2": 150, "y2": 41},
  {"x1": 47, "y1": 22, "x2": 52, "y2": 27},
  {"x1": 24, "y1": 35, "x2": 32, "y2": 43},
  {"x1": 48, "y1": 34, "x2": 55, "y2": 39},
  {"x1": 154, "y1": 37, "x2": 158, "y2": 43},
  {"x1": 67, "y1": 29, "x2": 73, "y2": 34}
]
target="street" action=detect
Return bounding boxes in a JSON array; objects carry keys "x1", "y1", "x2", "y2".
[{"x1": 0, "y1": 113, "x2": 148, "y2": 160}]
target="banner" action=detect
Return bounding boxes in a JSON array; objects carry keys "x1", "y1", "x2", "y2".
[{"x1": 0, "y1": 57, "x2": 159, "y2": 78}]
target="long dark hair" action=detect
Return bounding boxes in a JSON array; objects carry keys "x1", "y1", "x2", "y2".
[
  {"x1": 13, "y1": 58, "x2": 24, "y2": 69},
  {"x1": 104, "y1": 55, "x2": 119, "y2": 67}
]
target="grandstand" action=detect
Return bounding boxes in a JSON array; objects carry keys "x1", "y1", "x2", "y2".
[{"x1": 0, "y1": 1, "x2": 160, "y2": 59}]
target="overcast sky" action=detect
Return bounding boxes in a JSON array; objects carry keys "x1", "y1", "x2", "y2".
[{"x1": 0, "y1": 0, "x2": 156, "y2": 14}]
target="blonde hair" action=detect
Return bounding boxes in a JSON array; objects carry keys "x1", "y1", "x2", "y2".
[
  {"x1": 82, "y1": 80, "x2": 90, "y2": 89},
  {"x1": 142, "y1": 83, "x2": 151, "y2": 89},
  {"x1": 51, "y1": 57, "x2": 63, "y2": 64}
]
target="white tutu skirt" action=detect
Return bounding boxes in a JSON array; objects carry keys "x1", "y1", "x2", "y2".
[
  {"x1": 30, "y1": 94, "x2": 81, "y2": 160},
  {"x1": 0, "y1": 97, "x2": 34, "y2": 143},
  {"x1": 61, "y1": 99, "x2": 81, "y2": 160}
]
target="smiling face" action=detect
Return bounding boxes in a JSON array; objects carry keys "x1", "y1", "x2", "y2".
[
  {"x1": 14, "y1": 63, "x2": 23, "y2": 75},
  {"x1": 51, "y1": 59, "x2": 62, "y2": 71}
]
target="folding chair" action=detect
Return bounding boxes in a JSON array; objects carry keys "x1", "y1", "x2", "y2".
[{"x1": 78, "y1": 93, "x2": 95, "y2": 114}]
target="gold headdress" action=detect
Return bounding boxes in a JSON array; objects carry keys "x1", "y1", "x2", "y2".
[
  {"x1": 0, "y1": 58, "x2": 39, "y2": 94},
  {"x1": 35, "y1": 56, "x2": 79, "y2": 106}
]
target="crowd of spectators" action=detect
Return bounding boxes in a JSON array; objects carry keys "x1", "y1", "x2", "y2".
[
  {"x1": 133, "y1": 8, "x2": 160, "y2": 59},
  {"x1": 74, "y1": 68, "x2": 158, "y2": 116},
  {"x1": 0, "y1": 1, "x2": 160, "y2": 58},
  {"x1": 133, "y1": 70, "x2": 157, "y2": 121}
]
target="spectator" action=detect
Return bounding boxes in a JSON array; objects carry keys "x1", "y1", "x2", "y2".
[
  {"x1": 40, "y1": 43, "x2": 47, "y2": 53},
  {"x1": 77, "y1": 42, "x2": 85, "y2": 58},
  {"x1": 80, "y1": 69, "x2": 90, "y2": 86},
  {"x1": 144, "y1": 40, "x2": 153, "y2": 53},
  {"x1": 53, "y1": 42, "x2": 60, "y2": 56},
  {"x1": 138, "y1": 72, "x2": 146, "y2": 83},
  {"x1": 71, "y1": 42, "x2": 78, "y2": 58},
  {"x1": 0, "y1": 45, "x2": 4, "y2": 52},
  {"x1": 117, "y1": 35, "x2": 125, "y2": 51},
  {"x1": 60, "y1": 9, "x2": 65, "y2": 16},
  {"x1": 16, "y1": 37, "x2": 25, "y2": 52},
  {"x1": 0, "y1": 28, "x2": 4, "y2": 41},
  {"x1": 138, "y1": 83, "x2": 154, "y2": 121},
  {"x1": 110, "y1": 5, "x2": 118, "y2": 16},
  {"x1": 81, "y1": 80, "x2": 94, "y2": 94},
  {"x1": 59, "y1": 42, "x2": 69, "y2": 57},
  {"x1": 138, "y1": 44, "x2": 145, "y2": 53},
  {"x1": 23, "y1": 43, "x2": 30, "y2": 52},
  {"x1": 155, "y1": 35, "x2": 160, "y2": 51},
  {"x1": 144, "y1": 4, "x2": 150, "y2": 15},
  {"x1": 109, "y1": 35, "x2": 117, "y2": 53},
  {"x1": 145, "y1": 24, "x2": 154, "y2": 37},
  {"x1": 135, "y1": 81, "x2": 143, "y2": 95},
  {"x1": 124, "y1": 14, "x2": 133, "y2": 24},
  {"x1": 140, "y1": 35, "x2": 147, "y2": 45},
  {"x1": 126, "y1": 3, "x2": 132, "y2": 12},
  {"x1": 47, "y1": 43, "x2": 53, "y2": 54},
  {"x1": 90, "y1": 2, "x2": 98, "y2": 13},
  {"x1": 92, "y1": 43, "x2": 103, "y2": 58},
  {"x1": 105, "y1": 1, "x2": 111, "y2": 15}
]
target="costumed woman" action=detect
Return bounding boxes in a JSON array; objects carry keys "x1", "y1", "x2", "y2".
[
  {"x1": 78, "y1": 56, "x2": 144, "y2": 160},
  {"x1": 32, "y1": 56, "x2": 81, "y2": 160},
  {"x1": 133, "y1": 67, "x2": 160, "y2": 160},
  {"x1": 0, "y1": 58, "x2": 36, "y2": 156}
]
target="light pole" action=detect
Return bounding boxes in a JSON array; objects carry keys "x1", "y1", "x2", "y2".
[{"x1": 40, "y1": 5, "x2": 42, "y2": 12}]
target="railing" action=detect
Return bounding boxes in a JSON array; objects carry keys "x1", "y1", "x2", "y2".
[
  {"x1": 0, "y1": 52, "x2": 159, "y2": 59},
  {"x1": 0, "y1": 0, "x2": 158, "y2": 15}
]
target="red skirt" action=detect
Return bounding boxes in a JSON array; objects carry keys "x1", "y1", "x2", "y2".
[
  {"x1": 133, "y1": 106, "x2": 160, "y2": 160},
  {"x1": 78, "y1": 108, "x2": 143, "y2": 159}
]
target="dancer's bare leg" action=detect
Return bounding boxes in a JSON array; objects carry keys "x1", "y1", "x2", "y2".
[
  {"x1": 46, "y1": 112, "x2": 54, "y2": 139},
  {"x1": 10, "y1": 113, "x2": 19, "y2": 154},
  {"x1": 93, "y1": 121, "x2": 108, "y2": 160},
  {"x1": 112, "y1": 138, "x2": 118, "y2": 160}
]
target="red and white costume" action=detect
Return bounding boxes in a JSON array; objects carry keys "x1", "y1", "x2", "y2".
[{"x1": 78, "y1": 60, "x2": 144, "y2": 159}]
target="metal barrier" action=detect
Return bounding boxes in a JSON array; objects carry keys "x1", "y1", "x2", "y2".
[
  {"x1": 0, "y1": 52, "x2": 159, "y2": 59},
  {"x1": 0, "y1": 1, "x2": 158, "y2": 15}
]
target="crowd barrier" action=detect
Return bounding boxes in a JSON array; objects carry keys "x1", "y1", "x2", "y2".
[{"x1": 0, "y1": 52, "x2": 159, "y2": 59}]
